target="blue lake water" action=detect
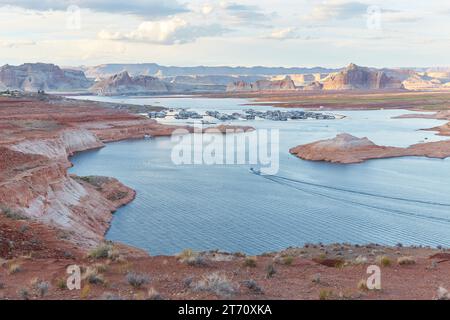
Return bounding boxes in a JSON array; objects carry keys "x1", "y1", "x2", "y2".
[{"x1": 69, "y1": 96, "x2": 450, "y2": 255}]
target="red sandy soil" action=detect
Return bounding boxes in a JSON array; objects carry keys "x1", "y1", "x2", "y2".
[
  {"x1": 289, "y1": 133, "x2": 450, "y2": 164},
  {"x1": 0, "y1": 236, "x2": 449, "y2": 300},
  {"x1": 1, "y1": 94, "x2": 449, "y2": 300}
]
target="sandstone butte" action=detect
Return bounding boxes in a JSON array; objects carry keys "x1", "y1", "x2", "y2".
[{"x1": 289, "y1": 133, "x2": 450, "y2": 164}]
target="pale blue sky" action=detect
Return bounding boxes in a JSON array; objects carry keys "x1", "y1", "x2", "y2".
[{"x1": 0, "y1": 0, "x2": 449, "y2": 67}]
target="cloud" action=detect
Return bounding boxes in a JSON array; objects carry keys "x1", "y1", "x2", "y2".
[
  {"x1": 264, "y1": 27, "x2": 301, "y2": 40},
  {"x1": 0, "y1": 39, "x2": 36, "y2": 48},
  {"x1": 305, "y1": 0, "x2": 368, "y2": 21},
  {"x1": 98, "y1": 17, "x2": 228, "y2": 45},
  {"x1": 381, "y1": 11, "x2": 423, "y2": 23},
  {"x1": 0, "y1": 0, "x2": 188, "y2": 18},
  {"x1": 219, "y1": 1, "x2": 275, "y2": 26}
]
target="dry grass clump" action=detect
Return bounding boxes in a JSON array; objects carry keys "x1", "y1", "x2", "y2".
[
  {"x1": 30, "y1": 278, "x2": 50, "y2": 297},
  {"x1": 8, "y1": 262, "x2": 22, "y2": 275},
  {"x1": 357, "y1": 279, "x2": 368, "y2": 291},
  {"x1": 243, "y1": 257, "x2": 257, "y2": 268},
  {"x1": 83, "y1": 267, "x2": 105, "y2": 285},
  {"x1": 319, "y1": 289, "x2": 334, "y2": 300},
  {"x1": 147, "y1": 288, "x2": 164, "y2": 300},
  {"x1": 397, "y1": 256, "x2": 416, "y2": 266},
  {"x1": 242, "y1": 279, "x2": 264, "y2": 295},
  {"x1": 0, "y1": 205, "x2": 28, "y2": 220},
  {"x1": 88, "y1": 242, "x2": 119, "y2": 260},
  {"x1": 376, "y1": 255, "x2": 392, "y2": 267},
  {"x1": 177, "y1": 249, "x2": 206, "y2": 266},
  {"x1": 265, "y1": 263, "x2": 277, "y2": 279},
  {"x1": 192, "y1": 273, "x2": 238, "y2": 298}
]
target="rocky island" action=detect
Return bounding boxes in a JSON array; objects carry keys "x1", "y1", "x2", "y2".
[{"x1": 289, "y1": 133, "x2": 450, "y2": 164}]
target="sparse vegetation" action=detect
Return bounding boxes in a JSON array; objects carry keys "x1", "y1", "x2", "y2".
[
  {"x1": 0, "y1": 205, "x2": 28, "y2": 220},
  {"x1": 80, "y1": 284, "x2": 91, "y2": 299},
  {"x1": 265, "y1": 263, "x2": 276, "y2": 279},
  {"x1": 99, "y1": 292, "x2": 123, "y2": 300},
  {"x1": 243, "y1": 257, "x2": 257, "y2": 268},
  {"x1": 18, "y1": 288, "x2": 30, "y2": 300},
  {"x1": 8, "y1": 262, "x2": 22, "y2": 275},
  {"x1": 357, "y1": 279, "x2": 369, "y2": 291},
  {"x1": 319, "y1": 289, "x2": 333, "y2": 300},
  {"x1": 177, "y1": 249, "x2": 206, "y2": 266},
  {"x1": 376, "y1": 255, "x2": 392, "y2": 267},
  {"x1": 397, "y1": 256, "x2": 416, "y2": 266},
  {"x1": 242, "y1": 280, "x2": 264, "y2": 295},
  {"x1": 147, "y1": 288, "x2": 163, "y2": 300},
  {"x1": 83, "y1": 267, "x2": 105, "y2": 285},
  {"x1": 192, "y1": 273, "x2": 238, "y2": 298},
  {"x1": 126, "y1": 271, "x2": 150, "y2": 288},
  {"x1": 281, "y1": 255, "x2": 294, "y2": 266},
  {"x1": 312, "y1": 273, "x2": 321, "y2": 284},
  {"x1": 88, "y1": 242, "x2": 118, "y2": 260}
]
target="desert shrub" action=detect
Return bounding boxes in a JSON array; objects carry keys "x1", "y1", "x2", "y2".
[
  {"x1": 56, "y1": 278, "x2": 67, "y2": 290},
  {"x1": 357, "y1": 279, "x2": 368, "y2": 291},
  {"x1": 88, "y1": 242, "x2": 119, "y2": 260},
  {"x1": 265, "y1": 263, "x2": 276, "y2": 279},
  {"x1": 88, "y1": 243, "x2": 113, "y2": 260},
  {"x1": 242, "y1": 279, "x2": 264, "y2": 295},
  {"x1": 282, "y1": 256, "x2": 294, "y2": 266},
  {"x1": 397, "y1": 256, "x2": 416, "y2": 266},
  {"x1": 177, "y1": 249, "x2": 206, "y2": 266},
  {"x1": 354, "y1": 255, "x2": 368, "y2": 265},
  {"x1": 319, "y1": 289, "x2": 333, "y2": 300},
  {"x1": 99, "y1": 292, "x2": 123, "y2": 300},
  {"x1": 243, "y1": 257, "x2": 257, "y2": 268},
  {"x1": 83, "y1": 267, "x2": 105, "y2": 285},
  {"x1": 311, "y1": 273, "x2": 321, "y2": 284},
  {"x1": 18, "y1": 288, "x2": 29, "y2": 300},
  {"x1": 8, "y1": 263, "x2": 22, "y2": 275},
  {"x1": 80, "y1": 284, "x2": 91, "y2": 299},
  {"x1": 126, "y1": 272, "x2": 150, "y2": 288},
  {"x1": 0, "y1": 206, "x2": 27, "y2": 220},
  {"x1": 376, "y1": 255, "x2": 392, "y2": 267},
  {"x1": 192, "y1": 273, "x2": 238, "y2": 298},
  {"x1": 33, "y1": 280, "x2": 50, "y2": 297},
  {"x1": 147, "y1": 288, "x2": 164, "y2": 300}
]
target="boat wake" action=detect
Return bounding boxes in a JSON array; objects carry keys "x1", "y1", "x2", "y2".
[{"x1": 250, "y1": 170, "x2": 450, "y2": 224}]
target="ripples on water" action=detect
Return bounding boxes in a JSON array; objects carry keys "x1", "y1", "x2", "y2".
[{"x1": 69, "y1": 96, "x2": 450, "y2": 255}]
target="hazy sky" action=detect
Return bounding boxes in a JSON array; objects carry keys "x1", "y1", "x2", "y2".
[{"x1": 0, "y1": 0, "x2": 449, "y2": 67}]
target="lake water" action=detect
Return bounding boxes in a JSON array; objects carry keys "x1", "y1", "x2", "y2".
[{"x1": 69, "y1": 96, "x2": 450, "y2": 255}]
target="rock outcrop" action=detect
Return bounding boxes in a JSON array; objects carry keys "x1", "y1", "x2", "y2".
[
  {"x1": 0, "y1": 63, "x2": 92, "y2": 92},
  {"x1": 227, "y1": 76, "x2": 296, "y2": 92},
  {"x1": 0, "y1": 96, "x2": 188, "y2": 248},
  {"x1": 90, "y1": 71, "x2": 169, "y2": 95},
  {"x1": 322, "y1": 63, "x2": 404, "y2": 90},
  {"x1": 290, "y1": 133, "x2": 450, "y2": 164}
]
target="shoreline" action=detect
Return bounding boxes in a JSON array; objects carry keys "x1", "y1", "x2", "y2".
[{"x1": 1, "y1": 93, "x2": 450, "y2": 300}]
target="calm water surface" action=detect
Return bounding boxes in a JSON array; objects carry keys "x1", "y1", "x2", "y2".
[{"x1": 69, "y1": 96, "x2": 450, "y2": 255}]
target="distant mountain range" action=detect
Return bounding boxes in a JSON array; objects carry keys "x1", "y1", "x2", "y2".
[
  {"x1": 1, "y1": 62, "x2": 450, "y2": 94},
  {"x1": 78, "y1": 63, "x2": 338, "y2": 80}
]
